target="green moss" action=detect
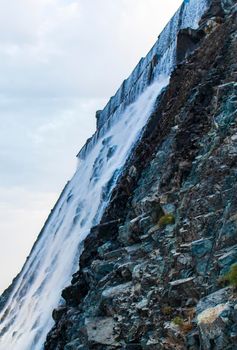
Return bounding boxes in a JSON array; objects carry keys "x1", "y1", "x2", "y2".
[
  {"x1": 222, "y1": 263, "x2": 237, "y2": 288},
  {"x1": 172, "y1": 316, "x2": 184, "y2": 326},
  {"x1": 158, "y1": 213, "x2": 175, "y2": 228}
]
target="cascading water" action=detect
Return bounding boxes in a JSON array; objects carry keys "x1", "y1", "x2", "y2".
[
  {"x1": 78, "y1": 0, "x2": 210, "y2": 160},
  {"x1": 0, "y1": 1, "x2": 210, "y2": 349},
  {"x1": 0, "y1": 77, "x2": 168, "y2": 350}
]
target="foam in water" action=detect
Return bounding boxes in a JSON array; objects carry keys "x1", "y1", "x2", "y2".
[
  {"x1": 0, "y1": 77, "x2": 169, "y2": 350},
  {"x1": 0, "y1": 0, "x2": 210, "y2": 348}
]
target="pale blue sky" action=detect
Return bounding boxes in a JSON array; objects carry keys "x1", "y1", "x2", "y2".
[{"x1": 0, "y1": 0, "x2": 182, "y2": 293}]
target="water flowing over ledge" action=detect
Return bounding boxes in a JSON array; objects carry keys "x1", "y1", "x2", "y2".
[
  {"x1": 0, "y1": 1, "x2": 210, "y2": 349},
  {"x1": 78, "y1": 0, "x2": 210, "y2": 161}
]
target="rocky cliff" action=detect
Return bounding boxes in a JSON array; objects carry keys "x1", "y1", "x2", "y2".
[
  {"x1": 0, "y1": 2, "x2": 213, "y2": 349},
  {"x1": 45, "y1": 1, "x2": 237, "y2": 349}
]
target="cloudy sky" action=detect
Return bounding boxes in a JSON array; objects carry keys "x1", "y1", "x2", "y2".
[{"x1": 0, "y1": 0, "x2": 182, "y2": 293}]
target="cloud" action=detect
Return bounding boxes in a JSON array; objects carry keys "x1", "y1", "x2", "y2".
[
  {"x1": 0, "y1": 0, "x2": 182, "y2": 292},
  {"x1": 0, "y1": 0, "x2": 183, "y2": 99},
  {"x1": 0, "y1": 186, "x2": 58, "y2": 292}
]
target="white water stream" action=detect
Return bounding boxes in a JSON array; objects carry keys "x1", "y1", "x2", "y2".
[{"x1": 0, "y1": 1, "x2": 210, "y2": 349}]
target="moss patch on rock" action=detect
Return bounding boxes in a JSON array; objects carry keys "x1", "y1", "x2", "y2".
[{"x1": 158, "y1": 213, "x2": 175, "y2": 228}]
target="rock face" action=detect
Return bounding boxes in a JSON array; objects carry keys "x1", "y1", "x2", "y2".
[{"x1": 45, "y1": 1, "x2": 237, "y2": 349}]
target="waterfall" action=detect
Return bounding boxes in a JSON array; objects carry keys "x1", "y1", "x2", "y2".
[
  {"x1": 78, "y1": 0, "x2": 210, "y2": 160},
  {"x1": 0, "y1": 1, "x2": 210, "y2": 349}
]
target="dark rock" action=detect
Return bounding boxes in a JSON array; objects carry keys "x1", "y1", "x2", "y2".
[
  {"x1": 62, "y1": 278, "x2": 89, "y2": 306},
  {"x1": 191, "y1": 238, "x2": 213, "y2": 258},
  {"x1": 97, "y1": 242, "x2": 115, "y2": 258},
  {"x1": 176, "y1": 28, "x2": 205, "y2": 64},
  {"x1": 91, "y1": 260, "x2": 115, "y2": 280},
  {"x1": 218, "y1": 246, "x2": 237, "y2": 274},
  {"x1": 45, "y1": 3, "x2": 237, "y2": 350},
  {"x1": 52, "y1": 306, "x2": 67, "y2": 322}
]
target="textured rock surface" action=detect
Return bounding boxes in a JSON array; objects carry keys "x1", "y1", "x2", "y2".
[{"x1": 45, "y1": 1, "x2": 237, "y2": 349}]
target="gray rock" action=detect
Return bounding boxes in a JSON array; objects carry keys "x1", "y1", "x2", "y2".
[
  {"x1": 91, "y1": 260, "x2": 115, "y2": 280},
  {"x1": 169, "y1": 276, "x2": 195, "y2": 287},
  {"x1": 85, "y1": 317, "x2": 120, "y2": 346},
  {"x1": 103, "y1": 247, "x2": 126, "y2": 260},
  {"x1": 218, "y1": 246, "x2": 237, "y2": 274},
  {"x1": 191, "y1": 238, "x2": 213, "y2": 258},
  {"x1": 196, "y1": 287, "x2": 232, "y2": 314},
  {"x1": 139, "y1": 216, "x2": 153, "y2": 233},
  {"x1": 97, "y1": 242, "x2": 114, "y2": 258},
  {"x1": 64, "y1": 340, "x2": 87, "y2": 350},
  {"x1": 102, "y1": 282, "x2": 132, "y2": 299},
  {"x1": 44, "y1": 6, "x2": 237, "y2": 350},
  {"x1": 177, "y1": 254, "x2": 192, "y2": 266},
  {"x1": 118, "y1": 224, "x2": 133, "y2": 245},
  {"x1": 137, "y1": 195, "x2": 163, "y2": 223},
  {"x1": 197, "y1": 303, "x2": 231, "y2": 350},
  {"x1": 115, "y1": 262, "x2": 134, "y2": 281}
]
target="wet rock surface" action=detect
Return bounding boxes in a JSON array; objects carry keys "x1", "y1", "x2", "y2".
[{"x1": 45, "y1": 2, "x2": 237, "y2": 349}]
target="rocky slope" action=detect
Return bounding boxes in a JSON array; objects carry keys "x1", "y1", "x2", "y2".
[
  {"x1": 0, "y1": 2, "x2": 211, "y2": 349},
  {"x1": 45, "y1": 1, "x2": 237, "y2": 349}
]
